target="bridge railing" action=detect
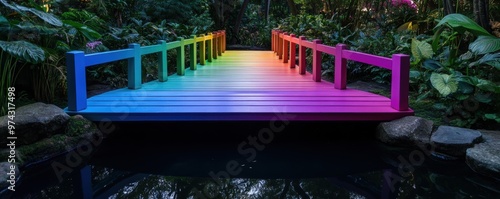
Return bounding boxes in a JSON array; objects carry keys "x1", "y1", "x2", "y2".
[
  {"x1": 272, "y1": 29, "x2": 410, "y2": 111},
  {"x1": 66, "y1": 30, "x2": 226, "y2": 111}
]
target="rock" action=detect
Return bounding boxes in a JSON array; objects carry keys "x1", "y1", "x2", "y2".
[
  {"x1": 376, "y1": 116, "x2": 434, "y2": 147},
  {"x1": 0, "y1": 162, "x2": 19, "y2": 190},
  {"x1": 65, "y1": 115, "x2": 101, "y2": 137},
  {"x1": 0, "y1": 102, "x2": 70, "y2": 147},
  {"x1": 478, "y1": 130, "x2": 500, "y2": 143},
  {"x1": 431, "y1": 126, "x2": 482, "y2": 157},
  {"x1": 0, "y1": 115, "x2": 103, "y2": 167},
  {"x1": 466, "y1": 142, "x2": 500, "y2": 179}
]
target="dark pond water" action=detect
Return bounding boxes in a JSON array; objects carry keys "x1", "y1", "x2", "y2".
[{"x1": 2, "y1": 121, "x2": 500, "y2": 199}]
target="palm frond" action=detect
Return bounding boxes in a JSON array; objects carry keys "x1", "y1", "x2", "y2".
[{"x1": 0, "y1": 40, "x2": 45, "y2": 63}]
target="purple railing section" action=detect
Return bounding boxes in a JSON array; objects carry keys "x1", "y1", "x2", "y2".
[{"x1": 271, "y1": 30, "x2": 410, "y2": 111}]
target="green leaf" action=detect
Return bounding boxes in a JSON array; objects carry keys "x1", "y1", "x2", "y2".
[
  {"x1": 434, "y1": 13, "x2": 491, "y2": 36},
  {"x1": 433, "y1": 103, "x2": 447, "y2": 110},
  {"x1": 411, "y1": 38, "x2": 434, "y2": 61},
  {"x1": 469, "y1": 36, "x2": 500, "y2": 55},
  {"x1": 430, "y1": 73, "x2": 458, "y2": 96},
  {"x1": 15, "y1": 21, "x2": 58, "y2": 34},
  {"x1": 63, "y1": 20, "x2": 101, "y2": 40},
  {"x1": 422, "y1": 59, "x2": 442, "y2": 71},
  {"x1": 477, "y1": 79, "x2": 500, "y2": 94},
  {"x1": 0, "y1": 0, "x2": 62, "y2": 27},
  {"x1": 0, "y1": 40, "x2": 45, "y2": 63},
  {"x1": 484, "y1": 114, "x2": 500, "y2": 123},
  {"x1": 410, "y1": 70, "x2": 421, "y2": 78},
  {"x1": 0, "y1": 15, "x2": 8, "y2": 25},
  {"x1": 469, "y1": 53, "x2": 500, "y2": 69},
  {"x1": 55, "y1": 40, "x2": 70, "y2": 52},
  {"x1": 474, "y1": 93, "x2": 492, "y2": 103},
  {"x1": 458, "y1": 81, "x2": 474, "y2": 94}
]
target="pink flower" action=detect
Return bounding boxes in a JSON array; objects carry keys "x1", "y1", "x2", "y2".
[
  {"x1": 86, "y1": 41, "x2": 102, "y2": 50},
  {"x1": 391, "y1": 0, "x2": 417, "y2": 10}
]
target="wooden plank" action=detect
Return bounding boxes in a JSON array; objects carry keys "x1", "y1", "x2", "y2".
[
  {"x1": 70, "y1": 105, "x2": 410, "y2": 114},
  {"x1": 67, "y1": 110, "x2": 412, "y2": 122},
  {"x1": 87, "y1": 101, "x2": 391, "y2": 106},
  {"x1": 90, "y1": 96, "x2": 390, "y2": 102}
]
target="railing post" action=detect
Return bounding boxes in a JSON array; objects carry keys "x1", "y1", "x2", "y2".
[
  {"x1": 223, "y1": 30, "x2": 226, "y2": 53},
  {"x1": 335, "y1": 44, "x2": 348, "y2": 89},
  {"x1": 289, "y1": 34, "x2": 296, "y2": 68},
  {"x1": 391, "y1": 54, "x2": 410, "y2": 111},
  {"x1": 213, "y1": 31, "x2": 218, "y2": 60},
  {"x1": 177, "y1": 37, "x2": 185, "y2": 75},
  {"x1": 275, "y1": 30, "x2": 280, "y2": 54},
  {"x1": 128, "y1": 43, "x2": 141, "y2": 89},
  {"x1": 158, "y1": 40, "x2": 168, "y2": 82},
  {"x1": 66, "y1": 51, "x2": 86, "y2": 111},
  {"x1": 298, "y1": 36, "x2": 306, "y2": 75},
  {"x1": 278, "y1": 31, "x2": 283, "y2": 59},
  {"x1": 217, "y1": 31, "x2": 224, "y2": 56},
  {"x1": 190, "y1": 35, "x2": 197, "y2": 70},
  {"x1": 271, "y1": 30, "x2": 275, "y2": 52},
  {"x1": 312, "y1": 39, "x2": 322, "y2": 82},
  {"x1": 199, "y1": 34, "x2": 206, "y2": 65},
  {"x1": 207, "y1": 33, "x2": 213, "y2": 62},
  {"x1": 283, "y1": 32, "x2": 289, "y2": 63}
]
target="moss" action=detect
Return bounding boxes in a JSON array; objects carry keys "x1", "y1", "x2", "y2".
[
  {"x1": 16, "y1": 134, "x2": 69, "y2": 165},
  {"x1": 65, "y1": 115, "x2": 98, "y2": 137}
]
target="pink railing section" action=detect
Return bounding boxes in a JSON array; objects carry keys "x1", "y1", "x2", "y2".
[{"x1": 271, "y1": 30, "x2": 410, "y2": 111}]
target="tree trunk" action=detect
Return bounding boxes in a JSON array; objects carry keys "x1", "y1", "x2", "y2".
[
  {"x1": 211, "y1": 0, "x2": 225, "y2": 29},
  {"x1": 286, "y1": 0, "x2": 299, "y2": 15},
  {"x1": 443, "y1": 0, "x2": 456, "y2": 15},
  {"x1": 231, "y1": 0, "x2": 250, "y2": 44},
  {"x1": 474, "y1": 0, "x2": 492, "y2": 32}
]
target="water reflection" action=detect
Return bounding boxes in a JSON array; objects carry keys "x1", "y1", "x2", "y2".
[{"x1": 3, "y1": 122, "x2": 500, "y2": 198}]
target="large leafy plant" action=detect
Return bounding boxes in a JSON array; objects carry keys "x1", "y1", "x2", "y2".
[
  {"x1": 411, "y1": 13, "x2": 500, "y2": 128},
  {"x1": 0, "y1": 0, "x2": 54, "y2": 115}
]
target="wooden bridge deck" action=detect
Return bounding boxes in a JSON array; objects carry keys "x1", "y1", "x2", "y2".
[{"x1": 65, "y1": 50, "x2": 413, "y2": 121}]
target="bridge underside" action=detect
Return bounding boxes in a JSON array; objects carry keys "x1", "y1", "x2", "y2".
[{"x1": 65, "y1": 51, "x2": 413, "y2": 121}]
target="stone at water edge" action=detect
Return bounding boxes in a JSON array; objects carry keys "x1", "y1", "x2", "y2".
[
  {"x1": 0, "y1": 115, "x2": 104, "y2": 167},
  {"x1": 430, "y1": 126, "x2": 482, "y2": 157},
  {"x1": 466, "y1": 142, "x2": 500, "y2": 179},
  {"x1": 376, "y1": 116, "x2": 434, "y2": 147},
  {"x1": 0, "y1": 102, "x2": 70, "y2": 146},
  {"x1": 466, "y1": 130, "x2": 500, "y2": 179}
]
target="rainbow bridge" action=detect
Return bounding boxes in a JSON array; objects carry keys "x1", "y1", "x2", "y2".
[{"x1": 64, "y1": 30, "x2": 413, "y2": 121}]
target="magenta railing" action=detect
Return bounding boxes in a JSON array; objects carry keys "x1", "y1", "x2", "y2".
[{"x1": 271, "y1": 30, "x2": 410, "y2": 111}]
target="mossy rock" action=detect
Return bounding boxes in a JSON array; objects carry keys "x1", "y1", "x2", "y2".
[
  {"x1": 65, "y1": 115, "x2": 100, "y2": 137},
  {"x1": 2, "y1": 115, "x2": 103, "y2": 167}
]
